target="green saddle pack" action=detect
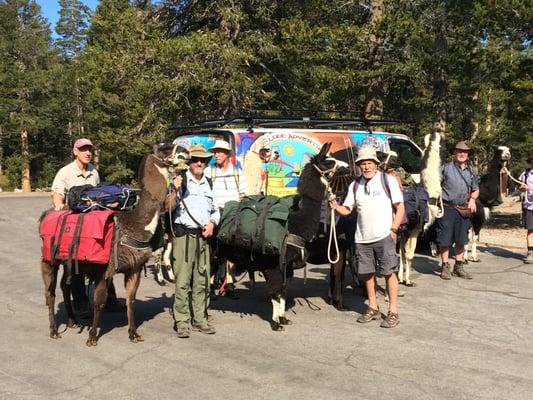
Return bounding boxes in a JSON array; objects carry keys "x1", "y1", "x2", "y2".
[{"x1": 217, "y1": 195, "x2": 296, "y2": 256}]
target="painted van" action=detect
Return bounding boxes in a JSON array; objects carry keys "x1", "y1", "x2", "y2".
[{"x1": 173, "y1": 128, "x2": 422, "y2": 197}]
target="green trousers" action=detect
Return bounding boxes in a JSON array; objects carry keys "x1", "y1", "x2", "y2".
[{"x1": 172, "y1": 233, "x2": 210, "y2": 328}]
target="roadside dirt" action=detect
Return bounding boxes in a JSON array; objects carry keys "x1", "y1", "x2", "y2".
[{"x1": 480, "y1": 195, "x2": 524, "y2": 249}]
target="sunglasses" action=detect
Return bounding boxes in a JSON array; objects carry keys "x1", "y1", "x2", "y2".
[{"x1": 191, "y1": 157, "x2": 208, "y2": 164}]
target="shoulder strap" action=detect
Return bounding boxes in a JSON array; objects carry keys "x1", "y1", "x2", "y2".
[
  {"x1": 453, "y1": 162, "x2": 471, "y2": 193},
  {"x1": 211, "y1": 165, "x2": 217, "y2": 182},
  {"x1": 380, "y1": 172, "x2": 392, "y2": 200},
  {"x1": 234, "y1": 165, "x2": 240, "y2": 188},
  {"x1": 524, "y1": 168, "x2": 531, "y2": 182},
  {"x1": 205, "y1": 176, "x2": 213, "y2": 190}
]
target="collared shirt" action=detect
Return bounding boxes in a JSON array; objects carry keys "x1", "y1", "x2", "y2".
[
  {"x1": 205, "y1": 163, "x2": 249, "y2": 208},
  {"x1": 441, "y1": 161, "x2": 479, "y2": 205},
  {"x1": 51, "y1": 161, "x2": 100, "y2": 196},
  {"x1": 173, "y1": 170, "x2": 220, "y2": 229},
  {"x1": 519, "y1": 168, "x2": 533, "y2": 210}
]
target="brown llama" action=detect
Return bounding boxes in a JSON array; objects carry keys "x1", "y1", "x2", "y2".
[{"x1": 39, "y1": 143, "x2": 188, "y2": 346}]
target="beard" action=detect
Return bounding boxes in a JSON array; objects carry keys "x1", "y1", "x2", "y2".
[{"x1": 190, "y1": 165, "x2": 205, "y2": 176}]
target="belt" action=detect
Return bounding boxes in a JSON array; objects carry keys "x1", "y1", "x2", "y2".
[{"x1": 174, "y1": 224, "x2": 202, "y2": 236}]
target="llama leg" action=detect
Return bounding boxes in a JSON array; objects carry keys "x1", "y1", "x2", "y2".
[
  {"x1": 59, "y1": 269, "x2": 78, "y2": 328},
  {"x1": 41, "y1": 262, "x2": 61, "y2": 339},
  {"x1": 163, "y1": 241, "x2": 175, "y2": 281},
  {"x1": 264, "y1": 269, "x2": 285, "y2": 331},
  {"x1": 471, "y1": 231, "x2": 480, "y2": 262},
  {"x1": 278, "y1": 296, "x2": 292, "y2": 325},
  {"x1": 86, "y1": 270, "x2": 108, "y2": 347},
  {"x1": 398, "y1": 245, "x2": 405, "y2": 285},
  {"x1": 465, "y1": 228, "x2": 472, "y2": 262},
  {"x1": 404, "y1": 234, "x2": 418, "y2": 287},
  {"x1": 332, "y1": 252, "x2": 347, "y2": 311},
  {"x1": 154, "y1": 253, "x2": 165, "y2": 286},
  {"x1": 125, "y1": 270, "x2": 143, "y2": 342}
]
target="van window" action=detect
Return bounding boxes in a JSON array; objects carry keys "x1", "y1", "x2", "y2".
[{"x1": 388, "y1": 137, "x2": 423, "y2": 173}]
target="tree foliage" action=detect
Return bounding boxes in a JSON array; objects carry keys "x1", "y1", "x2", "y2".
[{"x1": 0, "y1": 0, "x2": 530, "y2": 188}]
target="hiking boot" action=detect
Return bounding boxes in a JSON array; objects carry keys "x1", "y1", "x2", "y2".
[
  {"x1": 525, "y1": 250, "x2": 533, "y2": 264},
  {"x1": 440, "y1": 262, "x2": 452, "y2": 280},
  {"x1": 380, "y1": 311, "x2": 400, "y2": 328},
  {"x1": 356, "y1": 307, "x2": 380, "y2": 323},
  {"x1": 192, "y1": 323, "x2": 216, "y2": 335},
  {"x1": 176, "y1": 326, "x2": 190, "y2": 339},
  {"x1": 452, "y1": 262, "x2": 472, "y2": 280}
]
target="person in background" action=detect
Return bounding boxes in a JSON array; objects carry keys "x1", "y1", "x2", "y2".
[
  {"x1": 519, "y1": 156, "x2": 533, "y2": 264},
  {"x1": 205, "y1": 139, "x2": 248, "y2": 299}
]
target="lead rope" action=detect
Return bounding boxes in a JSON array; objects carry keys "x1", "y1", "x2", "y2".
[{"x1": 326, "y1": 187, "x2": 340, "y2": 265}]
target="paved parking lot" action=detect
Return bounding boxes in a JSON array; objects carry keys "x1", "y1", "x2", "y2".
[{"x1": 1, "y1": 195, "x2": 532, "y2": 400}]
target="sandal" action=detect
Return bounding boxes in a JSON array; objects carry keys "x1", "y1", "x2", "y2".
[{"x1": 380, "y1": 311, "x2": 400, "y2": 328}]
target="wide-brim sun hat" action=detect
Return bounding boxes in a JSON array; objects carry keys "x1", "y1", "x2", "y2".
[
  {"x1": 189, "y1": 144, "x2": 212, "y2": 159},
  {"x1": 355, "y1": 147, "x2": 380, "y2": 164},
  {"x1": 454, "y1": 141, "x2": 470, "y2": 151},
  {"x1": 209, "y1": 139, "x2": 231, "y2": 153}
]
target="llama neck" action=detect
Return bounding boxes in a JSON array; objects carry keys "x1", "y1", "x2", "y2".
[
  {"x1": 479, "y1": 159, "x2": 503, "y2": 206},
  {"x1": 421, "y1": 140, "x2": 442, "y2": 199},
  {"x1": 117, "y1": 190, "x2": 163, "y2": 241},
  {"x1": 287, "y1": 195, "x2": 322, "y2": 242}
]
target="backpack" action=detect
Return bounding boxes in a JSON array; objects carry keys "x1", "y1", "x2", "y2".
[
  {"x1": 211, "y1": 165, "x2": 240, "y2": 188},
  {"x1": 402, "y1": 185, "x2": 429, "y2": 230},
  {"x1": 67, "y1": 183, "x2": 140, "y2": 212},
  {"x1": 216, "y1": 195, "x2": 296, "y2": 256}
]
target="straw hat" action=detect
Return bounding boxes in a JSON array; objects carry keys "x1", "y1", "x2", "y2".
[{"x1": 188, "y1": 144, "x2": 212, "y2": 159}]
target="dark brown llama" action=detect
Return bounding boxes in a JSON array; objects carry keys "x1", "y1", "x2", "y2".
[
  {"x1": 217, "y1": 143, "x2": 338, "y2": 330},
  {"x1": 39, "y1": 143, "x2": 189, "y2": 346}
]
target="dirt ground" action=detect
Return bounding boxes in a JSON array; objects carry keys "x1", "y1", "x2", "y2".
[{"x1": 480, "y1": 195, "x2": 524, "y2": 249}]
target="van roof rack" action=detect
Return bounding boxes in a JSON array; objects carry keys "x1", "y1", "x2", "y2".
[{"x1": 170, "y1": 111, "x2": 414, "y2": 132}]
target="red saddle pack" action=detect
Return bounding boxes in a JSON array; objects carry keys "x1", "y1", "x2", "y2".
[{"x1": 39, "y1": 210, "x2": 115, "y2": 265}]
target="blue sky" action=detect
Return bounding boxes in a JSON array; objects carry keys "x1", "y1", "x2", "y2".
[{"x1": 37, "y1": 0, "x2": 99, "y2": 32}]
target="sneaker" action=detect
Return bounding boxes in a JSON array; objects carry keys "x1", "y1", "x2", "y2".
[
  {"x1": 525, "y1": 250, "x2": 533, "y2": 264},
  {"x1": 380, "y1": 311, "x2": 400, "y2": 328},
  {"x1": 440, "y1": 262, "x2": 452, "y2": 280},
  {"x1": 356, "y1": 307, "x2": 380, "y2": 323},
  {"x1": 192, "y1": 323, "x2": 216, "y2": 335},
  {"x1": 176, "y1": 326, "x2": 190, "y2": 339},
  {"x1": 452, "y1": 262, "x2": 472, "y2": 279}
]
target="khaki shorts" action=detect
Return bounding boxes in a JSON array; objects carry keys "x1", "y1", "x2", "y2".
[{"x1": 356, "y1": 234, "x2": 398, "y2": 276}]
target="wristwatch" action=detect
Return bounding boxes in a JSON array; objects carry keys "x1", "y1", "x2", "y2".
[{"x1": 391, "y1": 227, "x2": 399, "y2": 234}]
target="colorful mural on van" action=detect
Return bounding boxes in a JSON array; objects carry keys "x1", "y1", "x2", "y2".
[{"x1": 174, "y1": 129, "x2": 391, "y2": 197}]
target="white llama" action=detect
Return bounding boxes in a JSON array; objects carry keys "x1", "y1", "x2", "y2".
[{"x1": 398, "y1": 130, "x2": 443, "y2": 286}]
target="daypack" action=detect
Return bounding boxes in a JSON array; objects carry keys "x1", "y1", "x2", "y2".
[
  {"x1": 216, "y1": 195, "x2": 295, "y2": 256},
  {"x1": 402, "y1": 185, "x2": 429, "y2": 230},
  {"x1": 39, "y1": 210, "x2": 115, "y2": 266},
  {"x1": 67, "y1": 183, "x2": 140, "y2": 212}
]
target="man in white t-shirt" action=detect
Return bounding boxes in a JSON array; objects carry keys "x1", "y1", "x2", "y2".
[
  {"x1": 206, "y1": 139, "x2": 249, "y2": 298},
  {"x1": 330, "y1": 147, "x2": 405, "y2": 328}
]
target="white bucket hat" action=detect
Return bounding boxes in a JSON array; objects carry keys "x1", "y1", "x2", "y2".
[
  {"x1": 209, "y1": 139, "x2": 231, "y2": 153},
  {"x1": 355, "y1": 147, "x2": 380, "y2": 164}
]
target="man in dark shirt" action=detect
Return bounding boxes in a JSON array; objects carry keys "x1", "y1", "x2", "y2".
[{"x1": 437, "y1": 141, "x2": 479, "y2": 280}]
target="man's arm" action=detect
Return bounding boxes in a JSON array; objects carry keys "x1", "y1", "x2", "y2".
[{"x1": 52, "y1": 192, "x2": 65, "y2": 211}]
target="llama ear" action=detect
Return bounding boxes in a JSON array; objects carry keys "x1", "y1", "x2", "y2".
[{"x1": 318, "y1": 142, "x2": 331, "y2": 158}]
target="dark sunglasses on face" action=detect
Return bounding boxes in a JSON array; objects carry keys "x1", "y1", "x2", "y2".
[{"x1": 191, "y1": 157, "x2": 208, "y2": 164}]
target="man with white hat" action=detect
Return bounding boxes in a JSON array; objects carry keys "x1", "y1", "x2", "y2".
[
  {"x1": 205, "y1": 139, "x2": 248, "y2": 298},
  {"x1": 330, "y1": 146, "x2": 405, "y2": 328}
]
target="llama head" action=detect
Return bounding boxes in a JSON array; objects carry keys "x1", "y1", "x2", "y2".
[
  {"x1": 496, "y1": 146, "x2": 511, "y2": 162},
  {"x1": 297, "y1": 142, "x2": 339, "y2": 201},
  {"x1": 423, "y1": 130, "x2": 441, "y2": 150}
]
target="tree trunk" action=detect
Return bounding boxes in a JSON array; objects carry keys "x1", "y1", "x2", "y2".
[
  {"x1": 0, "y1": 125, "x2": 3, "y2": 175},
  {"x1": 433, "y1": 13, "x2": 448, "y2": 139},
  {"x1": 20, "y1": 130, "x2": 31, "y2": 192},
  {"x1": 364, "y1": 0, "x2": 384, "y2": 119}
]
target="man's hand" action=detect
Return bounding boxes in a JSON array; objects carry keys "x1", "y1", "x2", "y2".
[
  {"x1": 173, "y1": 175, "x2": 183, "y2": 190},
  {"x1": 390, "y1": 230, "x2": 398, "y2": 242},
  {"x1": 519, "y1": 183, "x2": 528, "y2": 192},
  {"x1": 468, "y1": 197, "x2": 477, "y2": 213},
  {"x1": 328, "y1": 199, "x2": 337, "y2": 209},
  {"x1": 53, "y1": 204, "x2": 65, "y2": 211},
  {"x1": 202, "y1": 222, "x2": 215, "y2": 238}
]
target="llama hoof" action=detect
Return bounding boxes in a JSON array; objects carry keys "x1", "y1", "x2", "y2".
[
  {"x1": 50, "y1": 330, "x2": 61, "y2": 339},
  {"x1": 468, "y1": 258, "x2": 480, "y2": 263},
  {"x1": 67, "y1": 318, "x2": 79, "y2": 328},
  {"x1": 333, "y1": 301, "x2": 349, "y2": 311},
  {"x1": 270, "y1": 321, "x2": 284, "y2": 331},
  {"x1": 405, "y1": 282, "x2": 416, "y2": 287},
  {"x1": 86, "y1": 336, "x2": 98, "y2": 347},
  {"x1": 156, "y1": 279, "x2": 166, "y2": 286},
  {"x1": 129, "y1": 331, "x2": 144, "y2": 343},
  {"x1": 279, "y1": 316, "x2": 292, "y2": 325}
]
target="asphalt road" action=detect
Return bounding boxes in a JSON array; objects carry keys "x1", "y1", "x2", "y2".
[{"x1": 1, "y1": 195, "x2": 532, "y2": 400}]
